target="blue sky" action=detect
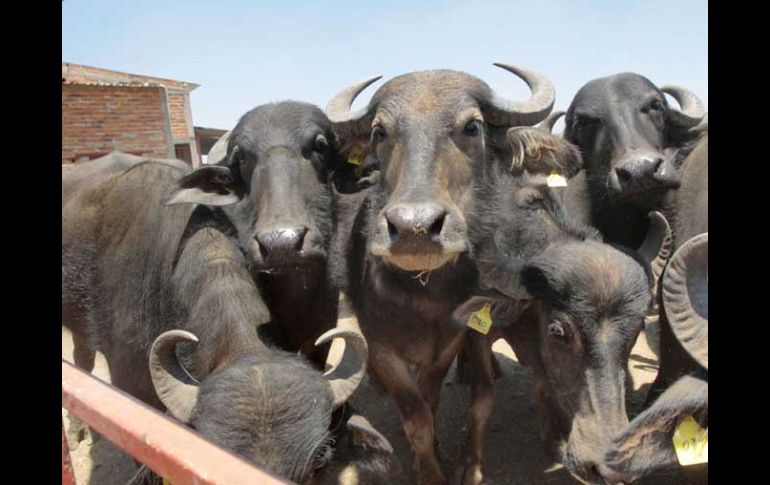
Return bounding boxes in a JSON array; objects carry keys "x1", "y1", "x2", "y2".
[{"x1": 62, "y1": 1, "x2": 707, "y2": 131}]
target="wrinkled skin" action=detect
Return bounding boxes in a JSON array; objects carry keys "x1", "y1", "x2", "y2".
[
  {"x1": 61, "y1": 102, "x2": 378, "y2": 483},
  {"x1": 329, "y1": 69, "x2": 555, "y2": 484},
  {"x1": 453, "y1": 128, "x2": 656, "y2": 484},
  {"x1": 562, "y1": 73, "x2": 703, "y2": 248}
]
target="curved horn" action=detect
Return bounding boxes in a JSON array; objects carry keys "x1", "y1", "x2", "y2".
[
  {"x1": 637, "y1": 211, "x2": 673, "y2": 290},
  {"x1": 326, "y1": 75, "x2": 382, "y2": 135},
  {"x1": 662, "y1": 233, "x2": 708, "y2": 370},
  {"x1": 537, "y1": 110, "x2": 565, "y2": 134},
  {"x1": 149, "y1": 330, "x2": 201, "y2": 423},
  {"x1": 695, "y1": 112, "x2": 708, "y2": 133},
  {"x1": 661, "y1": 85, "x2": 705, "y2": 128},
  {"x1": 485, "y1": 63, "x2": 555, "y2": 127},
  {"x1": 206, "y1": 130, "x2": 231, "y2": 165},
  {"x1": 315, "y1": 328, "x2": 369, "y2": 408}
]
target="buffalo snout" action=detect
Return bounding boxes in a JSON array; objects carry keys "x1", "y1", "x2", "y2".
[
  {"x1": 370, "y1": 199, "x2": 468, "y2": 272},
  {"x1": 256, "y1": 226, "x2": 309, "y2": 264},
  {"x1": 611, "y1": 153, "x2": 680, "y2": 195},
  {"x1": 385, "y1": 203, "x2": 447, "y2": 245}
]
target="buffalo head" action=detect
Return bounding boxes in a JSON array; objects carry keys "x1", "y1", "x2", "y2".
[
  {"x1": 327, "y1": 64, "x2": 556, "y2": 272},
  {"x1": 600, "y1": 232, "x2": 708, "y2": 484},
  {"x1": 564, "y1": 74, "x2": 705, "y2": 206},
  {"x1": 148, "y1": 328, "x2": 368, "y2": 483},
  {"x1": 165, "y1": 102, "x2": 345, "y2": 277},
  {"x1": 456, "y1": 127, "x2": 674, "y2": 483}
]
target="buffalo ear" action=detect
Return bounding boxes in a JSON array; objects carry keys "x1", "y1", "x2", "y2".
[
  {"x1": 164, "y1": 166, "x2": 243, "y2": 207},
  {"x1": 520, "y1": 264, "x2": 559, "y2": 300},
  {"x1": 506, "y1": 126, "x2": 583, "y2": 177},
  {"x1": 477, "y1": 259, "x2": 534, "y2": 301},
  {"x1": 345, "y1": 414, "x2": 395, "y2": 454}
]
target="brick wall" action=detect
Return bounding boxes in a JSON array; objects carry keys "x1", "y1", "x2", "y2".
[
  {"x1": 167, "y1": 91, "x2": 189, "y2": 141},
  {"x1": 61, "y1": 84, "x2": 172, "y2": 164}
]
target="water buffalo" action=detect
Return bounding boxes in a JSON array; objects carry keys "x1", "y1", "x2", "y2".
[
  {"x1": 452, "y1": 127, "x2": 671, "y2": 484},
  {"x1": 601, "y1": 233, "x2": 708, "y2": 484},
  {"x1": 61, "y1": 102, "x2": 385, "y2": 482},
  {"x1": 327, "y1": 64, "x2": 556, "y2": 484},
  {"x1": 561, "y1": 73, "x2": 706, "y2": 249}
]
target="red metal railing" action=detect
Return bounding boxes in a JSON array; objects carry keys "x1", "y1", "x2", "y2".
[
  {"x1": 61, "y1": 359, "x2": 292, "y2": 485},
  {"x1": 62, "y1": 419, "x2": 76, "y2": 485}
]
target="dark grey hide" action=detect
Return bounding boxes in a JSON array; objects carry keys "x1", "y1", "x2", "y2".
[
  {"x1": 327, "y1": 65, "x2": 556, "y2": 485},
  {"x1": 561, "y1": 73, "x2": 706, "y2": 249},
  {"x1": 61, "y1": 102, "x2": 376, "y2": 483},
  {"x1": 452, "y1": 127, "x2": 669, "y2": 485}
]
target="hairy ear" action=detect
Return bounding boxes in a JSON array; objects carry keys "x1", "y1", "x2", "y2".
[
  {"x1": 346, "y1": 414, "x2": 395, "y2": 454},
  {"x1": 507, "y1": 127, "x2": 583, "y2": 177},
  {"x1": 164, "y1": 166, "x2": 243, "y2": 206},
  {"x1": 477, "y1": 258, "x2": 534, "y2": 301},
  {"x1": 520, "y1": 264, "x2": 559, "y2": 300}
]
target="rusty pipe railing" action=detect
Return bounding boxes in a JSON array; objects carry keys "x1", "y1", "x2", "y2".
[{"x1": 61, "y1": 359, "x2": 292, "y2": 485}]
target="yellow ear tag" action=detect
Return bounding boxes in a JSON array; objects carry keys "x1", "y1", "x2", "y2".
[
  {"x1": 546, "y1": 172, "x2": 568, "y2": 187},
  {"x1": 467, "y1": 303, "x2": 493, "y2": 335},
  {"x1": 348, "y1": 145, "x2": 365, "y2": 166},
  {"x1": 162, "y1": 479, "x2": 172, "y2": 485},
  {"x1": 672, "y1": 415, "x2": 708, "y2": 466}
]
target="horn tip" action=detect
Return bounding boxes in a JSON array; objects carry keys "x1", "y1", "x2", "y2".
[
  {"x1": 314, "y1": 328, "x2": 343, "y2": 347},
  {"x1": 154, "y1": 329, "x2": 200, "y2": 345}
]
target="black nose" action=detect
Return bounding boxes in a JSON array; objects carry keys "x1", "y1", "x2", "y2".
[
  {"x1": 385, "y1": 203, "x2": 446, "y2": 242},
  {"x1": 256, "y1": 227, "x2": 308, "y2": 260},
  {"x1": 615, "y1": 157, "x2": 664, "y2": 188}
]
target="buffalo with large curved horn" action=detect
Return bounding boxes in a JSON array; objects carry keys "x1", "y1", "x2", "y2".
[
  {"x1": 149, "y1": 327, "x2": 370, "y2": 423},
  {"x1": 326, "y1": 63, "x2": 555, "y2": 135}
]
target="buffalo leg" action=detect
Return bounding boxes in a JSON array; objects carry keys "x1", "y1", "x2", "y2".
[
  {"x1": 418, "y1": 334, "x2": 467, "y2": 461},
  {"x1": 66, "y1": 330, "x2": 96, "y2": 446},
  {"x1": 72, "y1": 330, "x2": 96, "y2": 372},
  {"x1": 371, "y1": 347, "x2": 446, "y2": 485},
  {"x1": 455, "y1": 344, "x2": 503, "y2": 384},
  {"x1": 454, "y1": 333, "x2": 495, "y2": 485}
]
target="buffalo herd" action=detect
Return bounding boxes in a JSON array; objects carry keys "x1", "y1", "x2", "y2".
[{"x1": 62, "y1": 63, "x2": 707, "y2": 485}]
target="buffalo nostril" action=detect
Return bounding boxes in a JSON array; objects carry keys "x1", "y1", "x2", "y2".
[
  {"x1": 616, "y1": 167, "x2": 632, "y2": 185},
  {"x1": 258, "y1": 239, "x2": 270, "y2": 260},
  {"x1": 429, "y1": 213, "x2": 445, "y2": 237},
  {"x1": 293, "y1": 227, "x2": 308, "y2": 251},
  {"x1": 387, "y1": 219, "x2": 399, "y2": 242}
]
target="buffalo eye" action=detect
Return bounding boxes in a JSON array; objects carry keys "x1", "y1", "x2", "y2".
[
  {"x1": 547, "y1": 321, "x2": 568, "y2": 340},
  {"x1": 311, "y1": 439, "x2": 334, "y2": 471},
  {"x1": 643, "y1": 99, "x2": 666, "y2": 114},
  {"x1": 372, "y1": 124, "x2": 388, "y2": 143},
  {"x1": 573, "y1": 114, "x2": 600, "y2": 131},
  {"x1": 304, "y1": 133, "x2": 329, "y2": 160},
  {"x1": 315, "y1": 133, "x2": 329, "y2": 151},
  {"x1": 464, "y1": 119, "x2": 482, "y2": 137}
]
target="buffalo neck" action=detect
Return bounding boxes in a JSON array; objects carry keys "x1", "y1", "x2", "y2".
[{"x1": 172, "y1": 226, "x2": 271, "y2": 376}]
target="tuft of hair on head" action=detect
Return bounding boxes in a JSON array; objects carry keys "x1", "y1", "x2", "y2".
[{"x1": 507, "y1": 127, "x2": 583, "y2": 178}]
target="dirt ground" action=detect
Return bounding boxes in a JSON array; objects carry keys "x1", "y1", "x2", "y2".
[{"x1": 62, "y1": 297, "x2": 678, "y2": 485}]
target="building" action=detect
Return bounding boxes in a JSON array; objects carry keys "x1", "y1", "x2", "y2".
[{"x1": 62, "y1": 62, "x2": 225, "y2": 167}]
